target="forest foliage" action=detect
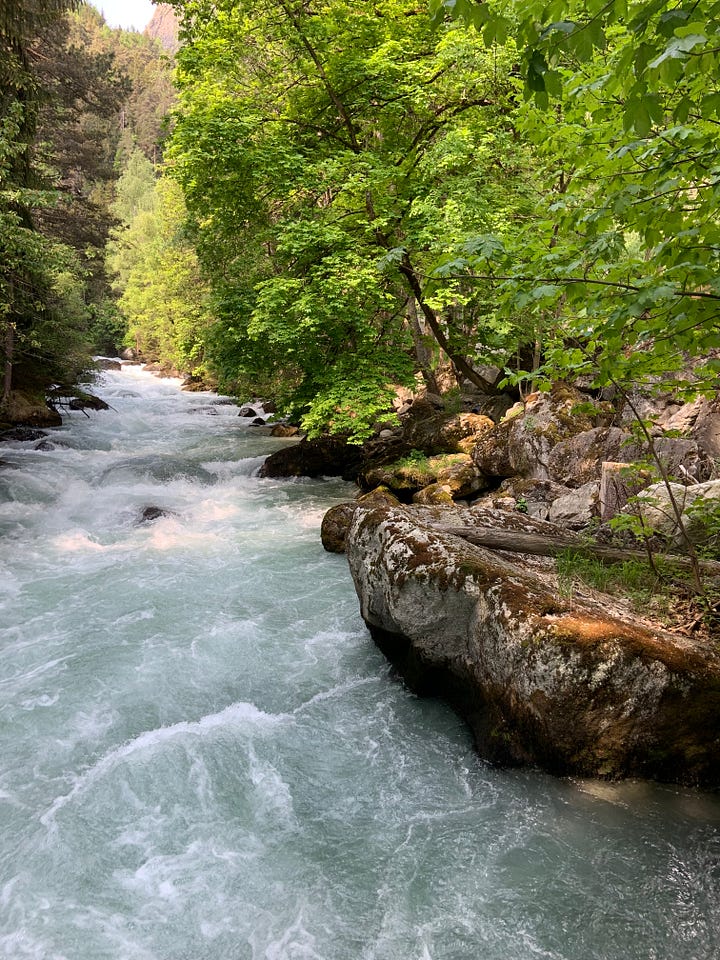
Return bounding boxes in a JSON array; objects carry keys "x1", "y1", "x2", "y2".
[
  {"x1": 0, "y1": 1, "x2": 173, "y2": 407},
  {"x1": 158, "y1": 0, "x2": 719, "y2": 438},
  {"x1": 2, "y1": 1, "x2": 719, "y2": 441}
]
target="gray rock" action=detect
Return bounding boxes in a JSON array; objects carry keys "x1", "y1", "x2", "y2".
[
  {"x1": 139, "y1": 506, "x2": 174, "y2": 524},
  {"x1": 1, "y1": 427, "x2": 47, "y2": 443},
  {"x1": 496, "y1": 478, "x2": 568, "y2": 522},
  {"x1": 548, "y1": 481, "x2": 600, "y2": 529},
  {"x1": 548, "y1": 427, "x2": 628, "y2": 486},
  {"x1": 632, "y1": 479, "x2": 720, "y2": 546},
  {"x1": 473, "y1": 387, "x2": 594, "y2": 480},
  {"x1": 345, "y1": 503, "x2": 720, "y2": 787},
  {"x1": 321, "y1": 502, "x2": 358, "y2": 553}
]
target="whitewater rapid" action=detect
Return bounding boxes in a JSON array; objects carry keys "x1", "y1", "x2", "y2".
[{"x1": 0, "y1": 365, "x2": 718, "y2": 960}]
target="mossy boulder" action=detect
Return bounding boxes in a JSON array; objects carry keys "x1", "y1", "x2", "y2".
[
  {"x1": 472, "y1": 386, "x2": 594, "y2": 481},
  {"x1": 346, "y1": 503, "x2": 720, "y2": 787},
  {"x1": 0, "y1": 390, "x2": 62, "y2": 429},
  {"x1": 362, "y1": 452, "x2": 486, "y2": 503}
]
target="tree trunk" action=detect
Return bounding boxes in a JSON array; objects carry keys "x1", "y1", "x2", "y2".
[
  {"x1": 398, "y1": 251, "x2": 497, "y2": 393},
  {"x1": 406, "y1": 294, "x2": 440, "y2": 394},
  {"x1": 2, "y1": 321, "x2": 14, "y2": 409},
  {"x1": 426, "y1": 523, "x2": 720, "y2": 579}
]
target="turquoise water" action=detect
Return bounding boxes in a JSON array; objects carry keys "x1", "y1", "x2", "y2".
[{"x1": 0, "y1": 366, "x2": 718, "y2": 960}]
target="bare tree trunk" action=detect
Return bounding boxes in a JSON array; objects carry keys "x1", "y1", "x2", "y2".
[
  {"x1": 2, "y1": 318, "x2": 14, "y2": 409},
  {"x1": 398, "y1": 251, "x2": 496, "y2": 393},
  {"x1": 406, "y1": 294, "x2": 440, "y2": 394}
]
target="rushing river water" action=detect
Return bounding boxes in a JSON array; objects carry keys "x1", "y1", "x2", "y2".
[{"x1": 0, "y1": 365, "x2": 719, "y2": 960}]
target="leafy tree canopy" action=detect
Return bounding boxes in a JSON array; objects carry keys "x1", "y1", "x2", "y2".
[
  {"x1": 166, "y1": 0, "x2": 532, "y2": 438},
  {"x1": 432, "y1": 0, "x2": 720, "y2": 396}
]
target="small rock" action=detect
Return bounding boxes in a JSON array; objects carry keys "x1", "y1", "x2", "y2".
[
  {"x1": 95, "y1": 358, "x2": 122, "y2": 371},
  {"x1": 0, "y1": 427, "x2": 47, "y2": 442},
  {"x1": 139, "y1": 506, "x2": 173, "y2": 524},
  {"x1": 413, "y1": 484, "x2": 456, "y2": 505},
  {"x1": 270, "y1": 424, "x2": 300, "y2": 438}
]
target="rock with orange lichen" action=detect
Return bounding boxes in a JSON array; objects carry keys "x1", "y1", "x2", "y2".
[{"x1": 345, "y1": 503, "x2": 720, "y2": 788}]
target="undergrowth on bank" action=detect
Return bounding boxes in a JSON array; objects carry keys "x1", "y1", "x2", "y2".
[{"x1": 556, "y1": 551, "x2": 720, "y2": 639}]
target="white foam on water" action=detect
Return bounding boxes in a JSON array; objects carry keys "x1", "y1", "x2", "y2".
[
  {"x1": 0, "y1": 656, "x2": 70, "y2": 691},
  {"x1": 253, "y1": 911, "x2": 324, "y2": 960},
  {"x1": 0, "y1": 931, "x2": 71, "y2": 960},
  {"x1": 2, "y1": 366, "x2": 719, "y2": 960},
  {"x1": 40, "y1": 701, "x2": 286, "y2": 829},
  {"x1": 292, "y1": 676, "x2": 381, "y2": 717}
]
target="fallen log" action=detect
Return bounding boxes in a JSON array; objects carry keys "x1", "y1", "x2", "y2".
[{"x1": 426, "y1": 523, "x2": 720, "y2": 580}]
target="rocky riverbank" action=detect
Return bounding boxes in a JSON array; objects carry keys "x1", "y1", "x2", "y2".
[
  {"x1": 277, "y1": 382, "x2": 720, "y2": 788},
  {"x1": 5, "y1": 367, "x2": 719, "y2": 786},
  {"x1": 346, "y1": 502, "x2": 720, "y2": 788}
]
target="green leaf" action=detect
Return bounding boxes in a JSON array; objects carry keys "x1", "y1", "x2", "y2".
[{"x1": 648, "y1": 34, "x2": 707, "y2": 69}]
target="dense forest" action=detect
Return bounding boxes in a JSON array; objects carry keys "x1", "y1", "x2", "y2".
[
  {"x1": 0, "y1": 0, "x2": 173, "y2": 414},
  {"x1": 2, "y1": 0, "x2": 719, "y2": 440}
]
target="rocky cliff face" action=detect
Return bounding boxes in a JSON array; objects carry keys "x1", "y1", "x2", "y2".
[
  {"x1": 345, "y1": 503, "x2": 720, "y2": 788},
  {"x1": 145, "y1": 3, "x2": 180, "y2": 53}
]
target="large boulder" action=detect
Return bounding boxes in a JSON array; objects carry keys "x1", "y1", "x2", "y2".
[
  {"x1": 473, "y1": 386, "x2": 594, "y2": 481},
  {"x1": 363, "y1": 400, "x2": 495, "y2": 464},
  {"x1": 270, "y1": 423, "x2": 300, "y2": 438},
  {"x1": 346, "y1": 503, "x2": 720, "y2": 787},
  {"x1": 0, "y1": 390, "x2": 61, "y2": 428},
  {"x1": 688, "y1": 397, "x2": 720, "y2": 459},
  {"x1": 260, "y1": 435, "x2": 364, "y2": 480},
  {"x1": 404, "y1": 408, "x2": 495, "y2": 455},
  {"x1": 632, "y1": 479, "x2": 720, "y2": 547},
  {"x1": 95, "y1": 358, "x2": 121, "y2": 371},
  {"x1": 362, "y1": 452, "x2": 485, "y2": 501},
  {"x1": 548, "y1": 427, "x2": 628, "y2": 486}
]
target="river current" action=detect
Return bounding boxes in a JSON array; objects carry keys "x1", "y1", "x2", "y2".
[{"x1": 0, "y1": 365, "x2": 718, "y2": 960}]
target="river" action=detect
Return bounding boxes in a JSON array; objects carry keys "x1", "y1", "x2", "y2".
[{"x1": 0, "y1": 365, "x2": 718, "y2": 960}]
